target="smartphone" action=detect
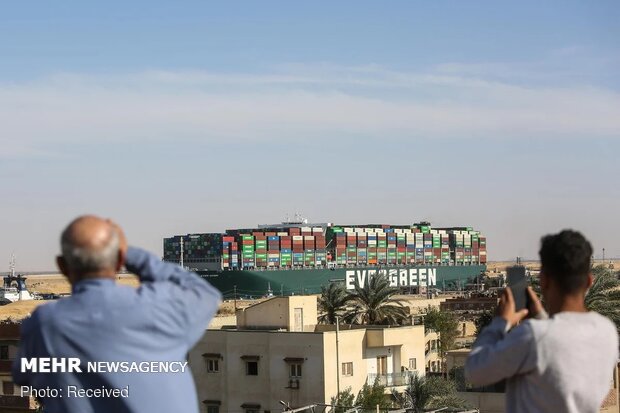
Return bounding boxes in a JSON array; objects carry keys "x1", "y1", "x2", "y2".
[{"x1": 507, "y1": 265, "x2": 528, "y2": 311}]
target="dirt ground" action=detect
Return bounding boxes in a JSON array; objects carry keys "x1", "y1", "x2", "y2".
[
  {"x1": 486, "y1": 260, "x2": 618, "y2": 274},
  {"x1": 1, "y1": 274, "x2": 260, "y2": 321}
]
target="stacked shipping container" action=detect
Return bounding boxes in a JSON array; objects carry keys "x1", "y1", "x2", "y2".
[{"x1": 163, "y1": 222, "x2": 487, "y2": 269}]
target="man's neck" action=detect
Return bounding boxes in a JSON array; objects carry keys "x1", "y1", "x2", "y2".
[
  {"x1": 70, "y1": 272, "x2": 117, "y2": 285},
  {"x1": 548, "y1": 293, "x2": 588, "y2": 316}
]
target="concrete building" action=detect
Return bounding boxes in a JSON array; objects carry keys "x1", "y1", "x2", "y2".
[
  {"x1": 0, "y1": 323, "x2": 37, "y2": 412},
  {"x1": 440, "y1": 296, "x2": 498, "y2": 313},
  {"x1": 189, "y1": 296, "x2": 427, "y2": 413},
  {"x1": 446, "y1": 349, "x2": 620, "y2": 413}
]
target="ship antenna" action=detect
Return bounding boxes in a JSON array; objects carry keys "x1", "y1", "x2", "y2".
[{"x1": 9, "y1": 253, "x2": 15, "y2": 278}]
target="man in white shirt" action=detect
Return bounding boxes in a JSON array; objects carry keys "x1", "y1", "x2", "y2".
[{"x1": 465, "y1": 229, "x2": 618, "y2": 413}]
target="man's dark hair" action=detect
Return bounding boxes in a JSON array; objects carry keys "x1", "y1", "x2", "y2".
[{"x1": 539, "y1": 230, "x2": 592, "y2": 294}]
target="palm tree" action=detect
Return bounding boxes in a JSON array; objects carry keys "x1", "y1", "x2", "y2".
[
  {"x1": 346, "y1": 274, "x2": 409, "y2": 325},
  {"x1": 318, "y1": 282, "x2": 351, "y2": 324},
  {"x1": 392, "y1": 373, "x2": 468, "y2": 413},
  {"x1": 585, "y1": 267, "x2": 620, "y2": 334}
]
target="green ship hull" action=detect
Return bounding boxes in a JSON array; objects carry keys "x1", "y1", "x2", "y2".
[{"x1": 199, "y1": 265, "x2": 486, "y2": 298}]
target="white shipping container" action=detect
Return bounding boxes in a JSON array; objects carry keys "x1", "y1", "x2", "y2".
[
  {"x1": 293, "y1": 236, "x2": 303, "y2": 241},
  {"x1": 304, "y1": 236, "x2": 315, "y2": 240}
]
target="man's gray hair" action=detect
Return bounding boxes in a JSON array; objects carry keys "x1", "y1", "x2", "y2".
[{"x1": 61, "y1": 227, "x2": 120, "y2": 274}]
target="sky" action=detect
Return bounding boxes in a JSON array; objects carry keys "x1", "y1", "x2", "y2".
[{"x1": 1, "y1": 1, "x2": 619, "y2": 271}]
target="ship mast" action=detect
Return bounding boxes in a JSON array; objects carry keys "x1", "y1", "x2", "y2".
[{"x1": 9, "y1": 253, "x2": 15, "y2": 278}]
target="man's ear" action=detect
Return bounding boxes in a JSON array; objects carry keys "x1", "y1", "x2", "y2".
[
  {"x1": 586, "y1": 272, "x2": 593, "y2": 289},
  {"x1": 540, "y1": 272, "x2": 549, "y2": 291},
  {"x1": 56, "y1": 256, "x2": 68, "y2": 277},
  {"x1": 116, "y1": 249, "x2": 126, "y2": 273}
]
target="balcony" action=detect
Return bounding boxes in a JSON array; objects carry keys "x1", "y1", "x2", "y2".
[
  {"x1": 366, "y1": 372, "x2": 413, "y2": 387},
  {"x1": 0, "y1": 394, "x2": 37, "y2": 410}
]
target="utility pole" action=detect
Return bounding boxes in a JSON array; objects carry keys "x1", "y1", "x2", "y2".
[
  {"x1": 180, "y1": 237, "x2": 184, "y2": 269},
  {"x1": 336, "y1": 316, "x2": 341, "y2": 399},
  {"x1": 234, "y1": 285, "x2": 237, "y2": 311}
]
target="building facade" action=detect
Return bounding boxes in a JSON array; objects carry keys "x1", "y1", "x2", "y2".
[{"x1": 189, "y1": 296, "x2": 426, "y2": 413}]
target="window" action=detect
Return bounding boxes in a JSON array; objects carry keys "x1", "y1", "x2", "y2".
[
  {"x1": 376, "y1": 356, "x2": 387, "y2": 375},
  {"x1": 202, "y1": 353, "x2": 221, "y2": 373},
  {"x1": 408, "y1": 358, "x2": 417, "y2": 370},
  {"x1": 241, "y1": 403, "x2": 261, "y2": 413},
  {"x1": 3, "y1": 381, "x2": 14, "y2": 395},
  {"x1": 0, "y1": 346, "x2": 8, "y2": 360},
  {"x1": 342, "y1": 362, "x2": 353, "y2": 376},
  {"x1": 246, "y1": 361, "x2": 258, "y2": 376},
  {"x1": 203, "y1": 399, "x2": 220, "y2": 413},
  {"x1": 289, "y1": 363, "x2": 302, "y2": 378},
  {"x1": 206, "y1": 359, "x2": 219, "y2": 373}
]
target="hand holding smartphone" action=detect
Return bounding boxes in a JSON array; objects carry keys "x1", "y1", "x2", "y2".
[{"x1": 507, "y1": 265, "x2": 528, "y2": 311}]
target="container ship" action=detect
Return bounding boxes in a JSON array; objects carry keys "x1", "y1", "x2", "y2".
[{"x1": 163, "y1": 219, "x2": 487, "y2": 298}]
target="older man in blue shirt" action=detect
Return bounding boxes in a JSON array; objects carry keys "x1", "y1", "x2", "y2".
[{"x1": 12, "y1": 215, "x2": 222, "y2": 413}]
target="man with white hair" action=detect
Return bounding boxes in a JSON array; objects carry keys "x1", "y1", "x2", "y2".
[{"x1": 12, "y1": 215, "x2": 222, "y2": 413}]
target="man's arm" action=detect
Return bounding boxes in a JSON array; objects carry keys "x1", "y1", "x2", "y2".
[
  {"x1": 465, "y1": 317, "x2": 537, "y2": 386},
  {"x1": 465, "y1": 287, "x2": 538, "y2": 386},
  {"x1": 125, "y1": 247, "x2": 222, "y2": 344}
]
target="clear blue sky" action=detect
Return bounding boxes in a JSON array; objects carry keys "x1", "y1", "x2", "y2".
[{"x1": 1, "y1": 1, "x2": 619, "y2": 270}]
